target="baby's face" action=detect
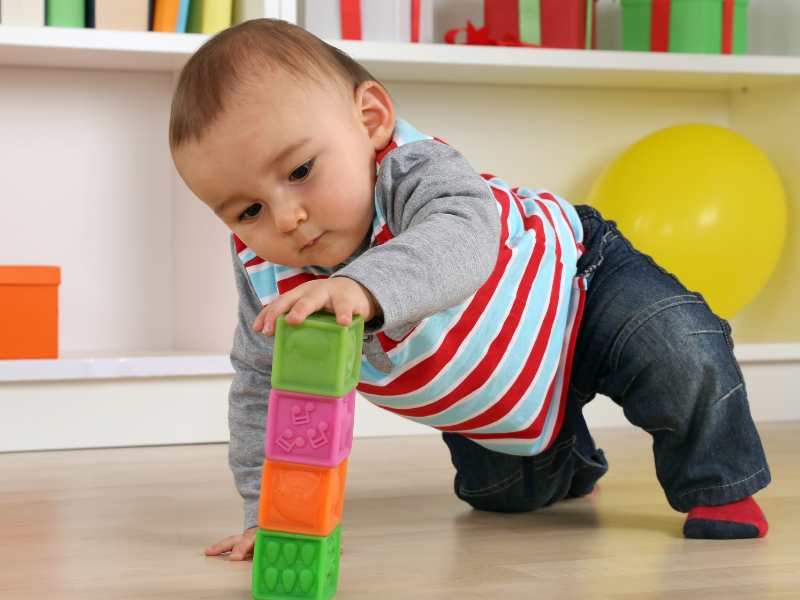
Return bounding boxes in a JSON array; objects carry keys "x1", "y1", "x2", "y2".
[{"x1": 173, "y1": 71, "x2": 379, "y2": 268}]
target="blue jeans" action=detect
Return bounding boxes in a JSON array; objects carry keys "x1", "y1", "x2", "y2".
[{"x1": 442, "y1": 205, "x2": 771, "y2": 513}]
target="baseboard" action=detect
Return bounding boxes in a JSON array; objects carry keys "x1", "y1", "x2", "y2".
[{"x1": 0, "y1": 359, "x2": 797, "y2": 453}]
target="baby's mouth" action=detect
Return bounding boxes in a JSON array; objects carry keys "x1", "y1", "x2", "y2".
[{"x1": 302, "y1": 233, "x2": 324, "y2": 250}]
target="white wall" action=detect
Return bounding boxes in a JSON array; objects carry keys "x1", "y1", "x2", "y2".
[{"x1": 0, "y1": 66, "x2": 174, "y2": 353}]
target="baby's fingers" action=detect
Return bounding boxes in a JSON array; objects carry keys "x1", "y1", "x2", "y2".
[
  {"x1": 205, "y1": 536, "x2": 236, "y2": 556},
  {"x1": 285, "y1": 295, "x2": 324, "y2": 325},
  {"x1": 332, "y1": 297, "x2": 355, "y2": 327},
  {"x1": 252, "y1": 307, "x2": 268, "y2": 332},
  {"x1": 229, "y1": 538, "x2": 255, "y2": 561},
  {"x1": 258, "y1": 302, "x2": 287, "y2": 336}
]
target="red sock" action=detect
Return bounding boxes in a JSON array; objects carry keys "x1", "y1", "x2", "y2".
[{"x1": 683, "y1": 496, "x2": 768, "y2": 539}]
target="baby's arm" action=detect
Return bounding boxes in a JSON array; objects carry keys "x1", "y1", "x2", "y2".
[
  {"x1": 253, "y1": 141, "x2": 499, "y2": 337},
  {"x1": 207, "y1": 240, "x2": 274, "y2": 559},
  {"x1": 334, "y1": 140, "x2": 501, "y2": 332}
]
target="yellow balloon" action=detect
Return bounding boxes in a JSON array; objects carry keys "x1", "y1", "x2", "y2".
[{"x1": 588, "y1": 124, "x2": 787, "y2": 319}]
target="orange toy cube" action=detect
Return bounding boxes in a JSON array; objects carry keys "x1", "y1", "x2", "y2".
[
  {"x1": 258, "y1": 458, "x2": 348, "y2": 537},
  {"x1": 0, "y1": 266, "x2": 60, "y2": 359}
]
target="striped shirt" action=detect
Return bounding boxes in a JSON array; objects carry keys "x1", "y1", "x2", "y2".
[{"x1": 235, "y1": 119, "x2": 587, "y2": 456}]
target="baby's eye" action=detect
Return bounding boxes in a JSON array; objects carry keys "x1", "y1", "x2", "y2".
[
  {"x1": 289, "y1": 159, "x2": 315, "y2": 182},
  {"x1": 239, "y1": 203, "x2": 262, "y2": 221}
]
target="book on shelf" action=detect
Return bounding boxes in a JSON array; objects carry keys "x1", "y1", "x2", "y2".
[
  {"x1": 176, "y1": 0, "x2": 190, "y2": 32},
  {"x1": 234, "y1": 0, "x2": 273, "y2": 24},
  {"x1": 153, "y1": 0, "x2": 180, "y2": 32},
  {"x1": 148, "y1": 0, "x2": 156, "y2": 31},
  {"x1": 46, "y1": 0, "x2": 85, "y2": 28},
  {"x1": 187, "y1": 0, "x2": 233, "y2": 34},
  {"x1": 1, "y1": 0, "x2": 45, "y2": 26},
  {"x1": 155, "y1": 0, "x2": 191, "y2": 32},
  {"x1": 91, "y1": 0, "x2": 150, "y2": 31}
]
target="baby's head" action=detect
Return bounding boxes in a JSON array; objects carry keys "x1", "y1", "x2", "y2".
[{"x1": 170, "y1": 19, "x2": 395, "y2": 268}]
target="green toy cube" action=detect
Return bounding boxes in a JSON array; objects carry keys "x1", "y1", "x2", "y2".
[
  {"x1": 252, "y1": 527, "x2": 341, "y2": 600},
  {"x1": 271, "y1": 313, "x2": 364, "y2": 397}
]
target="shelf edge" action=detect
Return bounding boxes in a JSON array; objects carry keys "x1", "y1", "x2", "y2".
[
  {"x1": 0, "y1": 354, "x2": 233, "y2": 382},
  {"x1": 0, "y1": 342, "x2": 797, "y2": 382}
]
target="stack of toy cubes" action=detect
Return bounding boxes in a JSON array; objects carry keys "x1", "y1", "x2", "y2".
[{"x1": 251, "y1": 313, "x2": 364, "y2": 600}]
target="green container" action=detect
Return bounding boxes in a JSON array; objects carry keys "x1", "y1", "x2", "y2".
[
  {"x1": 271, "y1": 313, "x2": 364, "y2": 398},
  {"x1": 622, "y1": 0, "x2": 749, "y2": 54},
  {"x1": 252, "y1": 527, "x2": 341, "y2": 600},
  {"x1": 46, "y1": 0, "x2": 85, "y2": 28}
]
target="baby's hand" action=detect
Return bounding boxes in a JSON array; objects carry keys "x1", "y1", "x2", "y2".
[
  {"x1": 253, "y1": 277, "x2": 380, "y2": 336},
  {"x1": 205, "y1": 527, "x2": 257, "y2": 561}
]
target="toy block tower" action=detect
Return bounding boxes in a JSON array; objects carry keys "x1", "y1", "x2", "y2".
[{"x1": 252, "y1": 312, "x2": 364, "y2": 600}]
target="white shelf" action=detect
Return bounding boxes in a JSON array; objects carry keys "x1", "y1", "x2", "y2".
[
  {"x1": 733, "y1": 343, "x2": 800, "y2": 364},
  {"x1": 4, "y1": 25, "x2": 800, "y2": 90},
  {"x1": 0, "y1": 25, "x2": 203, "y2": 71},
  {"x1": 0, "y1": 343, "x2": 797, "y2": 383},
  {"x1": 0, "y1": 352, "x2": 232, "y2": 382}
]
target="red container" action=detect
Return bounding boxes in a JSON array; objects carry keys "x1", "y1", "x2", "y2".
[
  {"x1": 484, "y1": 0, "x2": 597, "y2": 49},
  {"x1": 0, "y1": 266, "x2": 60, "y2": 359}
]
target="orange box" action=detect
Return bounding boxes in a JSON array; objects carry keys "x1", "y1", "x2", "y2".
[
  {"x1": 0, "y1": 266, "x2": 60, "y2": 359},
  {"x1": 258, "y1": 458, "x2": 348, "y2": 537}
]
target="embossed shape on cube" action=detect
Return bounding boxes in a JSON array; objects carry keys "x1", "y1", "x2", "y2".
[
  {"x1": 271, "y1": 313, "x2": 364, "y2": 397},
  {"x1": 251, "y1": 527, "x2": 340, "y2": 600},
  {"x1": 258, "y1": 459, "x2": 348, "y2": 537},
  {"x1": 266, "y1": 389, "x2": 356, "y2": 468}
]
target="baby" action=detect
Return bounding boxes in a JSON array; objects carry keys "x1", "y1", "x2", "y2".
[{"x1": 169, "y1": 19, "x2": 771, "y2": 560}]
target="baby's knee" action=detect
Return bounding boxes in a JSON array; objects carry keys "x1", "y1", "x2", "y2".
[
  {"x1": 620, "y1": 297, "x2": 745, "y2": 423},
  {"x1": 451, "y1": 472, "x2": 550, "y2": 513},
  {"x1": 664, "y1": 305, "x2": 742, "y2": 402},
  {"x1": 443, "y1": 437, "x2": 541, "y2": 512}
]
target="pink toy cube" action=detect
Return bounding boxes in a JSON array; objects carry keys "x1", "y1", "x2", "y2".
[{"x1": 265, "y1": 389, "x2": 356, "y2": 467}]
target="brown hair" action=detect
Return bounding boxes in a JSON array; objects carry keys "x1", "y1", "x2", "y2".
[{"x1": 169, "y1": 19, "x2": 380, "y2": 149}]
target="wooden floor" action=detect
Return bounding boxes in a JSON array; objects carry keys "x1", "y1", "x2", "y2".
[{"x1": 2, "y1": 422, "x2": 799, "y2": 600}]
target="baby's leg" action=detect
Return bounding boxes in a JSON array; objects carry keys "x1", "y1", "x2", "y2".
[
  {"x1": 441, "y1": 396, "x2": 608, "y2": 514},
  {"x1": 577, "y1": 208, "x2": 771, "y2": 538}
]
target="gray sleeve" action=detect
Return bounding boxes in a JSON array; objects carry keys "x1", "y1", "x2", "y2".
[
  {"x1": 334, "y1": 139, "x2": 500, "y2": 332},
  {"x1": 227, "y1": 238, "x2": 274, "y2": 531}
]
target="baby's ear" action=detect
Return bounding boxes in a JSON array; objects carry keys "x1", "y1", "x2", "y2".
[{"x1": 356, "y1": 81, "x2": 395, "y2": 151}]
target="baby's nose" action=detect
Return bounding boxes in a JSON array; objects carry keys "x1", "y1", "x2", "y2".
[{"x1": 273, "y1": 202, "x2": 307, "y2": 233}]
